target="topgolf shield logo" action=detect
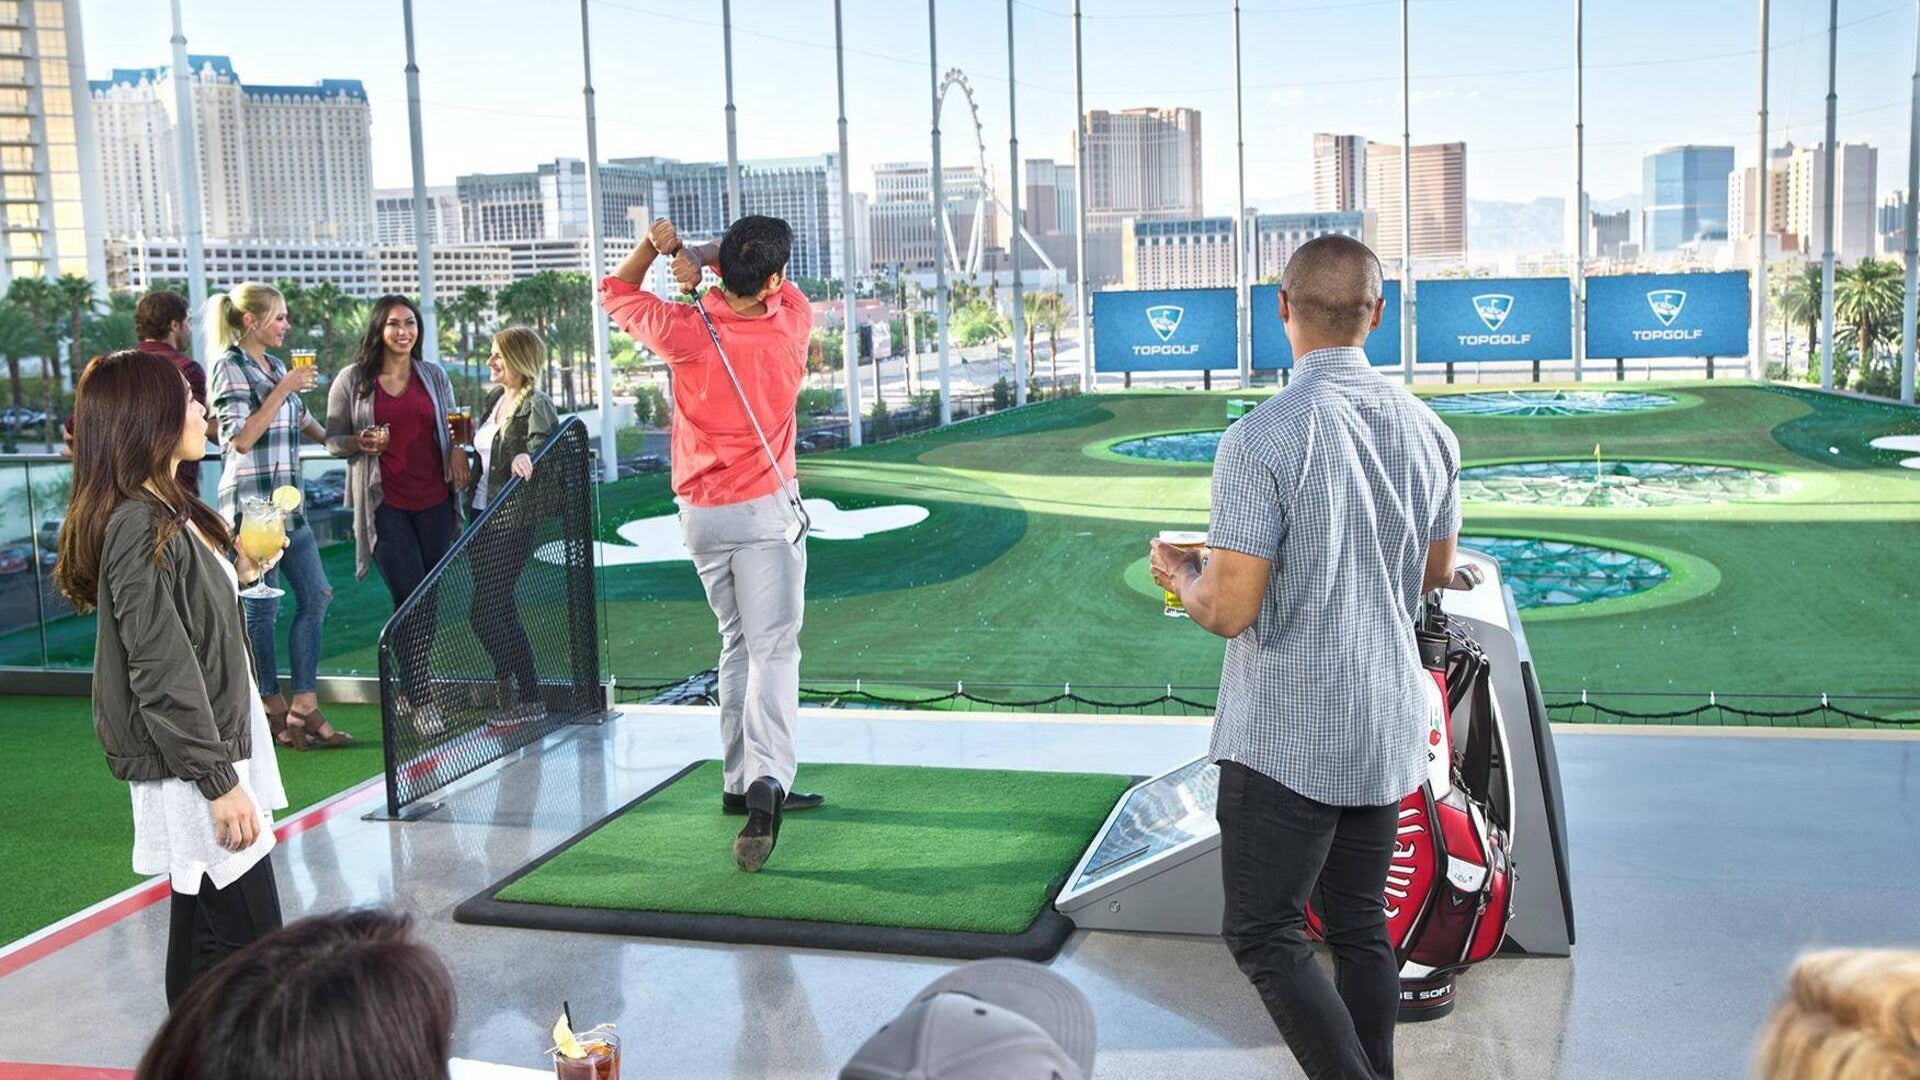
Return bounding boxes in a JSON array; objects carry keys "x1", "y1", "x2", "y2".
[
  {"x1": 1473, "y1": 294, "x2": 1514, "y2": 332},
  {"x1": 1146, "y1": 305, "x2": 1185, "y2": 342},
  {"x1": 1457, "y1": 292, "x2": 1530, "y2": 347},
  {"x1": 1647, "y1": 289, "x2": 1687, "y2": 326},
  {"x1": 1635, "y1": 288, "x2": 1703, "y2": 342}
]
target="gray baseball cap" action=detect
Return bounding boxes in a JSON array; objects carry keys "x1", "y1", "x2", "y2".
[{"x1": 840, "y1": 958, "x2": 1098, "y2": 1080}]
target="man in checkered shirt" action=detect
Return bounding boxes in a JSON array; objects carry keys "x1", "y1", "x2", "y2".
[{"x1": 1151, "y1": 234, "x2": 1465, "y2": 1080}]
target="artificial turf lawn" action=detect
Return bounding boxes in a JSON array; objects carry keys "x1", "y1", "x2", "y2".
[
  {"x1": 0, "y1": 695, "x2": 387, "y2": 947},
  {"x1": 494, "y1": 760, "x2": 1132, "y2": 935}
]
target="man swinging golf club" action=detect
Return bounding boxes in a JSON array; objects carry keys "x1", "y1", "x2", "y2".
[{"x1": 600, "y1": 214, "x2": 822, "y2": 873}]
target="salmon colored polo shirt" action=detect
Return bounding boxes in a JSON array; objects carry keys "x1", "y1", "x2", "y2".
[{"x1": 599, "y1": 275, "x2": 809, "y2": 508}]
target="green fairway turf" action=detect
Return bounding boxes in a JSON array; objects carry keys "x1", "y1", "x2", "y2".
[
  {"x1": 494, "y1": 760, "x2": 1131, "y2": 935},
  {"x1": 0, "y1": 696, "x2": 387, "y2": 946},
  {"x1": 595, "y1": 382, "x2": 1920, "y2": 706}
]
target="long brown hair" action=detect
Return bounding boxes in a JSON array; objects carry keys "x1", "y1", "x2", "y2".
[
  {"x1": 54, "y1": 349, "x2": 231, "y2": 612},
  {"x1": 135, "y1": 909, "x2": 457, "y2": 1080},
  {"x1": 351, "y1": 295, "x2": 424, "y2": 399}
]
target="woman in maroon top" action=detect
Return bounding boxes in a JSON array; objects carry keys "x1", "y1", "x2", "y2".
[{"x1": 324, "y1": 297, "x2": 466, "y2": 732}]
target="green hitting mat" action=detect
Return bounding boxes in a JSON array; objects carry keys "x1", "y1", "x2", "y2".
[{"x1": 455, "y1": 760, "x2": 1134, "y2": 961}]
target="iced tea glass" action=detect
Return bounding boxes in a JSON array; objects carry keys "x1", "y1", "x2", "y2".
[{"x1": 551, "y1": 1032, "x2": 619, "y2": 1080}]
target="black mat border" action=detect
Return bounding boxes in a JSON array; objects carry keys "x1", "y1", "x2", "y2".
[{"x1": 453, "y1": 759, "x2": 1094, "y2": 962}]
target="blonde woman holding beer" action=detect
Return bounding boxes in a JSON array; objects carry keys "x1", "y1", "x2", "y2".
[
  {"x1": 324, "y1": 295, "x2": 467, "y2": 734},
  {"x1": 206, "y1": 282, "x2": 351, "y2": 750},
  {"x1": 463, "y1": 326, "x2": 560, "y2": 721}
]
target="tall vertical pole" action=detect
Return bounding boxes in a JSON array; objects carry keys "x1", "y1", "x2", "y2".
[
  {"x1": 401, "y1": 0, "x2": 439, "y2": 367},
  {"x1": 722, "y1": 0, "x2": 741, "y2": 223},
  {"x1": 1819, "y1": 0, "x2": 1838, "y2": 390},
  {"x1": 1903, "y1": 0, "x2": 1919, "y2": 405},
  {"x1": 167, "y1": 0, "x2": 207, "y2": 359},
  {"x1": 835, "y1": 0, "x2": 862, "y2": 446},
  {"x1": 1008, "y1": 0, "x2": 1028, "y2": 407},
  {"x1": 929, "y1": 0, "x2": 952, "y2": 425},
  {"x1": 1072, "y1": 0, "x2": 1091, "y2": 393},
  {"x1": 1753, "y1": 0, "x2": 1770, "y2": 380},
  {"x1": 1572, "y1": 0, "x2": 1586, "y2": 382},
  {"x1": 1233, "y1": 1, "x2": 1250, "y2": 388},
  {"x1": 1400, "y1": 0, "x2": 1414, "y2": 384},
  {"x1": 579, "y1": 0, "x2": 616, "y2": 481}
]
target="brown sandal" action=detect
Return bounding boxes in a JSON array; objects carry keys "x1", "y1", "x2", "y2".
[
  {"x1": 264, "y1": 696, "x2": 304, "y2": 751},
  {"x1": 290, "y1": 705, "x2": 354, "y2": 749}
]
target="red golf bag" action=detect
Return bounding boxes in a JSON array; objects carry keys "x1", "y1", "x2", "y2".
[{"x1": 1306, "y1": 595, "x2": 1515, "y2": 1021}]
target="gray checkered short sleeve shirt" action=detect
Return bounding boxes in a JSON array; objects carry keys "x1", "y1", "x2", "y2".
[{"x1": 1207, "y1": 346, "x2": 1461, "y2": 807}]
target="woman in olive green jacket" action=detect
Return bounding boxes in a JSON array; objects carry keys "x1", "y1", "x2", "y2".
[
  {"x1": 465, "y1": 326, "x2": 560, "y2": 721},
  {"x1": 55, "y1": 349, "x2": 289, "y2": 1005}
]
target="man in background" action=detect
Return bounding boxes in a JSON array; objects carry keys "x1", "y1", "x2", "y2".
[{"x1": 63, "y1": 289, "x2": 210, "y2": 491}]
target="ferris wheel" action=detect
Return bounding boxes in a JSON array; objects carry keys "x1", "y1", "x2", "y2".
[{"x1": 935, "y1": 68, "x2": 1058, "y2": 278}]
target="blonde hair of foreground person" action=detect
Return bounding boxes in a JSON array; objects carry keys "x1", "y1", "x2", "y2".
[{"x1": 1754, "y1": 949, "x2": 1920, "y2": 1080}]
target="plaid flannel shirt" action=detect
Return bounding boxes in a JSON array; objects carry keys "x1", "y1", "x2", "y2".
[{"x1": 208, "y1": 346, "x2": 309, "y2": 528}]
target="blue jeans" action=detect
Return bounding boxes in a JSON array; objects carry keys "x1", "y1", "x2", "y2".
[{"x1": 242, "y1": 521, "x2": 330, "y2": 696}]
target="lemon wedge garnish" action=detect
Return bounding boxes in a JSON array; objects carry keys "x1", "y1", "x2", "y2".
[
  {"x1": 271, "y1": 485, "x2": 303, "y2": 513},
  {"x1": 553, "y1": 1014, "x2": 586, "y2": 1060}
]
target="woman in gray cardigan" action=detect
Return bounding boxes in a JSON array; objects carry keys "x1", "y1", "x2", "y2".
[{"x1": 325, "y1": 295, "x2": 468, "y2": 733}]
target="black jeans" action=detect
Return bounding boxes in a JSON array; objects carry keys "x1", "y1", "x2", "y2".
[
  {"x1": 1216, "y1": 760, "x2": 1401, "y2": 1080},
  {"x1": 468, "y1": 523, "x2": 539, "y2": 702},
  {"x1": 372, "y1": 497, "x2": 458, "y2": 705},
  {"x1": 164, "y1": 858, "x2": 283, "y2": 1007}
]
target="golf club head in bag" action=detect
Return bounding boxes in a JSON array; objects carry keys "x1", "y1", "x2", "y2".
[{"x1": 1306, "y1": 593, "x2": 1517, "y2": 1022}]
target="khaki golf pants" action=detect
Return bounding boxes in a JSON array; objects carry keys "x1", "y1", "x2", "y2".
[{"x1": 678, "y1": 484, "x2": 806, "y2": 795}]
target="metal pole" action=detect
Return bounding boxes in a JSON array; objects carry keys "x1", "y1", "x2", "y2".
[
  {"x1": 835, "y1": 0, "x2": 862, "y2": 446},
  {"x1": 1400, "y1": 0, "x2": 1413, "y2": 384},
  {"x1": 1904, "y1": 0, "x2": 1919, "y2": 405},
  {"x1": 1753, "y1": 0, "x2": 1770, "y2": 380},
  {"x1": 167, "y1": 0, "x2": 207, "y2": 358},
  {"x1": 722, "y1": 0, "x2": 741, "y2": 223},
  {"x1": 1008, "y1": 0, "x2": 1027, "y2": 407},
  {"x1": 579, "y1": 0, "x2": 616, "y2": 482},
  {"x1": 401, "y1": 0, "x2": 438, "y2": 367},
  {"x1": 1819, "y1": 0, "x2": 1838, "y2": 390},
  {"x1": 1573, "y1": 0, "x2": 1586, "y2": 383},
  {"x1": 1072, "y1": 0, "x2": 1091, "y2": 393},
  {"x1": 1233, "y1": 1, "x2": 1250, "y2": 388},
  {"x1": 930, "y1": 0, "x2": 951, "y2": 425}
]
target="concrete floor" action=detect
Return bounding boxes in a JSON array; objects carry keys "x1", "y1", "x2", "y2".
[{"x1": 2, "y1": 709, "x2": 1915, "y2": 1080}]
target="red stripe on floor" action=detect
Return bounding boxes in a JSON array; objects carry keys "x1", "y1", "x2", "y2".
[
  {"x1": 0, "y1": 776, "x2": 383, "y2": 982},
  {"x1": 0, "y1": 1065, "x2": 133, "y2": 1079}
]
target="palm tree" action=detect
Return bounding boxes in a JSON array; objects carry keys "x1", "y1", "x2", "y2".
[
  {"x1": 81, "y1": 293, "x2": 138, "y2": 359},
  {"x1": 1022, "y1": 291, "x2": 1065, "y2": 384},
  {"x1": 0, "y1": 299, "x2": 38, "y2": 412},
  {"x1": 1772, "y1": 263, "x2": 1822, "y2": 376},
  {"x1": 6, "y1": 278, "x2": 61, "y2": 450},
  {"x1": 304, "y1": 282, "x2": 359, "y2": 375},
  {"x1": 440, "y1": 285, "x2": 494, "y2": 389},
  {"x1": 1835, "y1": 258, "x2": 1904, "y2": 381},
  {"x1": 55, "y1": 274, "x2": 98, "y2": 381}
]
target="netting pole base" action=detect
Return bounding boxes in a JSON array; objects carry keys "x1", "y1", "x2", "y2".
[{"x1": 363, "y1": 799, "x2": 446, "y2": 823}]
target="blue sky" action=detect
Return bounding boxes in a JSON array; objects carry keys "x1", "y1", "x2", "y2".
[{"x1": 80, "y1": 0, "x2": 1916, "y2": 213}]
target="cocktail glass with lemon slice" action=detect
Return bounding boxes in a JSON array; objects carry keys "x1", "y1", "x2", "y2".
[
  {"x1": 236, "y1": 486, "x2": 301, "y2": 599},
  {"x1": 549, "y1": 1013, "x2": 619, "y2": 1080}
]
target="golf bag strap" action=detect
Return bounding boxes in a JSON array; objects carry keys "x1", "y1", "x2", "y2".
[{"x1": 1459, "y1": 653, "x2": 1504, "y2": 830}]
